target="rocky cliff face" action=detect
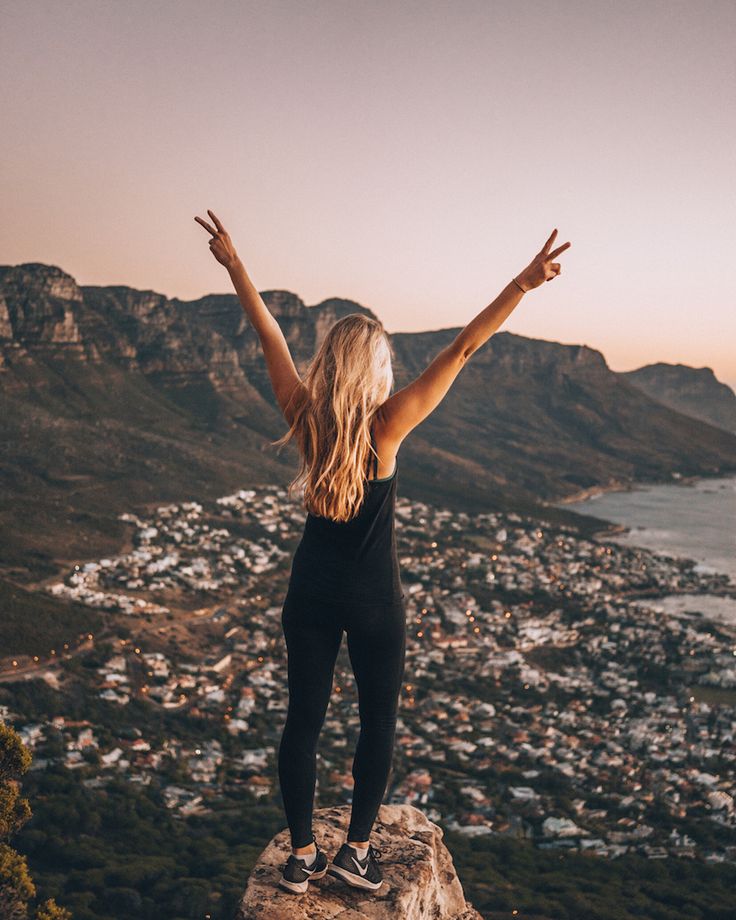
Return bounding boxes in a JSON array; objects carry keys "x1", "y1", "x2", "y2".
[
  {"x1": 2, "y1": 261, "x2": 735, "y2": 580},
  {"x1": 0, "y1": 263, "x2": 84, "y2": 351},
  {"x1": 0, "y1": 263, "x2": 374, "y2": 377},
  {"x1": 237, "y1": 804, "x2": 482, "y2": 920}
]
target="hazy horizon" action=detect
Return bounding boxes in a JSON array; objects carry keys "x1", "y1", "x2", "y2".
[{"x1": 2, "y1": 0, "x2": 735, "y2": 388}]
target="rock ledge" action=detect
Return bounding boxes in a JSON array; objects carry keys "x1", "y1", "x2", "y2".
[{"x1": 237, "y1": 803, "x2": 482, "y2": 919}]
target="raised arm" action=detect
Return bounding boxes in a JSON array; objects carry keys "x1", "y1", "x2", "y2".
[
  {"x1": 194, "y1": 209, "x2": 306, "y2": 424},
  {"x1": 379, "y1": 228, "x2": 571, "y2": 446}
]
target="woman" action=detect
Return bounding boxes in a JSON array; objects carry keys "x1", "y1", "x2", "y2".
[{"x1": 195, "y1": 209, "x2": 570, "y2": 894}]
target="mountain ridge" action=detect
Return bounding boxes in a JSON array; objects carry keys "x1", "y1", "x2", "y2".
[
  {"x1": 2, "y1": 261, "x2": 734, "y2": 582},
  {"x1": 621, "y1": 361, "x2": 736, "y2": 434}
]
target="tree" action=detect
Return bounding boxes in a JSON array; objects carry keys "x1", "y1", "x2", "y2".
[{"x1": 0, "y1": 721, "x2": 71, "y2": 919}]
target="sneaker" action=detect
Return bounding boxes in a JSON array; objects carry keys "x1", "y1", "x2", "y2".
[
  {"x1": 327, "y1": 842, "x2": 384, "y2": 891},
  {"x1": 277, "y1": 834, "x2": 328, "y2": 894}
]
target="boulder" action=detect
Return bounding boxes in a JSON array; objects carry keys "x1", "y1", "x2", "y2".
[{"x1": 237, "y1": 803, "x2": 483, "y2": 919}]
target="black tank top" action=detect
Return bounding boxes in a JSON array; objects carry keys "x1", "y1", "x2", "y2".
[{"x1": 287, "y1": 424, "x2": 404, "y2": 604}]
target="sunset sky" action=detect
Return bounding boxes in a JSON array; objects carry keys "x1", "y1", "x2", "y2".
[{"x1": 2, "y1": 0, "x2": 735, "y2": 387}]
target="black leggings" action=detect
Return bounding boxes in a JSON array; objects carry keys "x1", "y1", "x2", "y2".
[{"x1": 277, "y1": 588, "x2": 407, "y2": 848}]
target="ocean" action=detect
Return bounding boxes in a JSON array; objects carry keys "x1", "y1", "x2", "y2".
[{"x1": 555, "y1": 474, "x2": 736, "y2": 625}]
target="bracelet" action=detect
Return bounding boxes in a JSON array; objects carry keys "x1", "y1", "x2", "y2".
[{"x1": 512, "y1": 276, "x2": 528, "y2": 294}]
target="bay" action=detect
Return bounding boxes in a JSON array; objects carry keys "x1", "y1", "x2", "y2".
[{"x1": 554, "y1": 474, "x2": 736, "y2": 624}]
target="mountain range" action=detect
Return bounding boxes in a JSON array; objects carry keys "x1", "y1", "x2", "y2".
[{"x1": 1, "y1": 262, "x2": 734, "y2": 582}]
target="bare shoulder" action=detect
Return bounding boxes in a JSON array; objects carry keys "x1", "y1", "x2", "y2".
[
  {"x1": 372, "y1": 404, "x2": 401, "y2": 477},
  {"x1": 373, "y1": 341, "x2": 466, "y2": 446}
]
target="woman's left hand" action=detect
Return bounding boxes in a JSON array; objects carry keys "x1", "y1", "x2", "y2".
[{"x1": 194, "y1": 209, "x2": 240, "y2": 270}]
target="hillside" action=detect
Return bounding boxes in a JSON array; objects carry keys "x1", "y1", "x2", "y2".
[
  {"x1": 1, "y1": 262, "x2": 735, "y2": 582},
  {"x1": 621, "y1": 362, "x2": 736, "y2": 434}
]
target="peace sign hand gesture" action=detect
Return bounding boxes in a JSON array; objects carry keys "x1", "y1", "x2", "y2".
[
  {"x1": 516, "y1": 228, "x2": 571, "y2": 292},
  {"x1": 194, "y1": 209, "x2": 241, "y2": 271}
]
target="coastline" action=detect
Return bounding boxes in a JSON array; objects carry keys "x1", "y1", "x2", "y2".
[
  {"x1": 556, "y1": 472, "x2": 713, "y2": 508},
  {"x1": 555, "y1": 471, "x2": 736, "y2": 587},
  {"x1": 556, "y1": 478, "x2": 638, "y2": 506},
  {"x1": 553, "y1": 471, "x2": 733, "y2": 543}
]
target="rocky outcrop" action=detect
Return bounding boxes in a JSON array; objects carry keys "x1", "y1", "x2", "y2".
[
  {"x1": 237, "y1": 804, "x2": 482, "y2": 920},
  {"x1": 0, "y1": 265, "x2": 374, "y2": 378},
  {"x1": 0, "y1": 263, "x2": 83, "y2": 347}
]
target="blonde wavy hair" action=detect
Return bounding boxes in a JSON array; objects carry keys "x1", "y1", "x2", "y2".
[{"x1": 271, "y1": 314, "x2": 394, "y2": 522}]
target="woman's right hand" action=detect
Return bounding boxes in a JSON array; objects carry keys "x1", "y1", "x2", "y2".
[{"x1": 516, "y1": 228, "x2": 571, "y2": 291}]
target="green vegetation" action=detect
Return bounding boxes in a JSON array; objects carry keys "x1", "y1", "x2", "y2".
[
  {"x1": 447, "y1": 831, "x2": 736, "y2": 920},
  {"x1": 16, "y1": 765, "x2": 276, "y2": 920},
  {"x1": 9, "y1": 760, "x2": 736, "y2": 920},
  {"x1": 0, "y1": 722, "x2": 71, "y2": 919}
]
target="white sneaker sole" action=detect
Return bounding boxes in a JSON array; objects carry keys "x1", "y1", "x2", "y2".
[
  {"x1": 278, "y1": 877, "x2": 308, "y2": 894},
  {"x1": 278, "y1": 865, "x2": 327, "y2": 894},
  {"x1": 327, "y1": 863, "x2": 383, "y2": 891}
]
